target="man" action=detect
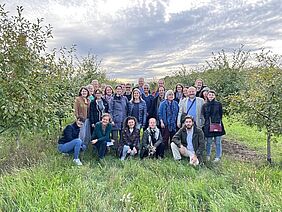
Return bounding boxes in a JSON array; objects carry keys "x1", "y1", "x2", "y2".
[
  {"x1": 177, "y1": 86, "x2": 204, "y2": 128},
  {"x1": 194, "y1": 79, "x2": 205, "y2": 97},
  {"x1": 142, "y1": 83, "x2": 154, "y2": 128},
  {"x1": 58, "y1": 116, "x2": 87, "y2": 166},
  {"x1": 171, "y1": 116, "x2": 205, "y2": 165},
  {"x1": 91, "y1": 79, "x2": 99, "y2": 92},
  {"x1": 150, "y1": 86, "x2": 165, "y2": 126},
  {"x1": 124, "y1": 83, "x2": 132, "y2": 101},
  {"x1": 138, "y1": 77, "x2": 145, "y2": 94},
  {"x1": 154, "y1": 79, "x2": 165, "y2": 97}
]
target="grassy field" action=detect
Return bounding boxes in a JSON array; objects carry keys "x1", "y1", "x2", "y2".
[{"x1": 0, "y1": 118, "x2": 281, "y2": 211}]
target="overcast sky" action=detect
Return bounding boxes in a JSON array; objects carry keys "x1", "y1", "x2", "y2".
[{"x1": 3, "y1": 0, "x2": 282, "y2": 82}]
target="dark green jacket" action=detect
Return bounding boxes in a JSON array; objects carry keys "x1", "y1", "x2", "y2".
[
  {"x1": 172, "y1": 126, "x2": 205, "y2": 159},
  {"x1": 91, "y1": 122, "x2": 112, "y2": 142}
]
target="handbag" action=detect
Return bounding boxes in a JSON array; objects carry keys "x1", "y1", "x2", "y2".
[{"x1": 209, "y1": 118, "x2": 222, "y2": 132}]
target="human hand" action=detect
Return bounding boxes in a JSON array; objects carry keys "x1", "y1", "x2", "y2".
[{"x1": 91, "y1": 139, "x2": 98, "y2": 144}]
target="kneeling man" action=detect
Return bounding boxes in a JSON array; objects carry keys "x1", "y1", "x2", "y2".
[{"x1": 171, "y1": 115, "x2": 205, "y2": 165}]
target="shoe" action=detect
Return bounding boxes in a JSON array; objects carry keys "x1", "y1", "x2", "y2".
[
  {"x1": 73, "y1": 159, "x2": 83, "y2": 166},
  {"x1": 213, "y1": 158, "x2": 220, "y2": 162},
  {"x1": 206, "y1": 156, "x2": 210, "y2": 161}
]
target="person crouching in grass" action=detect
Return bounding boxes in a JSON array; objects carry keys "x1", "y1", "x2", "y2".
[
  {"x1": 118, "y1": 116, "x2": 140, "y2": 160},
  {"x1": 140, "y1": 118, "x2": 165, "y2": 159},
  {"x1": 171, "y1": 115, "x2": 205, "y2": 166},
  {"x1": 90, "y1": 113, "x2": 112, "y2": 160},
  {"x1": 57, "y1": 116, "x2": 87, "y2": 166}
]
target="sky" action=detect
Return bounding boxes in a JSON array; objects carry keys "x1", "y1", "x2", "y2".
[{"x1": 2, "y1": 0, "x2": 282, "y2": 82}]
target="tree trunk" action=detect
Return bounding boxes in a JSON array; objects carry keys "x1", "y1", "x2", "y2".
[{"x1": 266, "y1": 132, "x2": 271, "y2": 164}]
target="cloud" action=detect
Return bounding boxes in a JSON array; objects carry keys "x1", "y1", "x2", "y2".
[{"x1": 2, "y1": 0, "x2": 282, "y2": 82}]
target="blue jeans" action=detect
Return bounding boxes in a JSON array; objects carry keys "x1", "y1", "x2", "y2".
[
  {"x1": 120, "y1": 145, "x2": 137, "y2": 160},
  {"x1": 206, "y1": 136, "x2": 222, "y2": 158},
  {"x1": 94, "y1": 140, "x2": 107, "y2": 159},
  {"x1": 58, "y1": 138, "x2": 82, "y2": 159}
]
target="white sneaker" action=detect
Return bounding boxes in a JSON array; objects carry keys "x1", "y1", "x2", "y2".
[
  {"x1": 206, "y1": 156, "x2": 211, "y2": 161},
  {"x1": 213, "y1": 158, "x2": 220, "y2": 162},
  {"x1": 73, "y1": 159, "x2": 83, "y2": 166}
]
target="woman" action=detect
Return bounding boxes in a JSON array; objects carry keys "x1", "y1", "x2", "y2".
[
  {"x1": 140, "y1": 118, "x2": 165, "y2": 159},
  {"x1": 91, "y1": 113, "x2": 112, "y2": 160},
  {"x1": 118, "y1": 116, "x2": 140, "y2": 160},
  {"x1": 89, "y1": 89, "x2": 109, "y2": 132},
  {"x1": 128, "y1": 88, "x2": 147, "y2": 129},
  {"x1": 109, "y1": 85, "x2": 129, "y2": 145},
  {"x1": 104, "y1": 85, "x2": 114, "y2": 105},
  {"x1": 158, "y1": 90, "x2": 179, "y2": 149},
  {"x1": 74, "y1": 87, "x2": 91, "y2": 144},
  {"x1": 87, "y1": 84, "x2": 95, "y2": 102},
  {"x1": 174, "y1": 83, "x2": 184, "y2": 103},
  {"x1": 200, "y1": 87, "x2": 210, "y2": 103},
  {"x1": 202, "y1": 90, "x2": 226, "y2": 162}
]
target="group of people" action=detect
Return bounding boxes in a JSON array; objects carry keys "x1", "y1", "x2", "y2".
[{"x1": 58, "y1": 78, "x2": 226, "y2": 166}]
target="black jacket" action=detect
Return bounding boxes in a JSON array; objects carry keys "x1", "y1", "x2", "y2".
[
  {"x1": 58, "y1": 122, "x2": 80, "y2": 144},
  {"x1": 89, "y1": 98, "x2": 109, "y2": 126},
  {"x1": 202, "y1": 99, "x2": 226, "y2": 137}
]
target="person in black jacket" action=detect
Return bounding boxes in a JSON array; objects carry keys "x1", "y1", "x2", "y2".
[
  {"x1": 58, "y1": 116, "x2": 87, "y2": 165},
  {"x1": 202, "y1": 90, "x2": 226, "y2": 162},
  {"x1": 89, "y1": 89, "x2": 109, "y2": 133}
]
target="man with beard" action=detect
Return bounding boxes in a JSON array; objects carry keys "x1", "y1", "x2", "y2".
[{"x1": 171, "y1": 115, "x2": 205, "y2": 165}]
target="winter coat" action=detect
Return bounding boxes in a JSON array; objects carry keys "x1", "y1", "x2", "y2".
[
  {"x1": 202, "y1": 99, "x2": 226, "y2": 137},
  {"x1": 141, "y1": 127, "x2": 163, "y2": 149},
  {"x1": 109, "y1": 95, "x2": 129, "y2": 130},
  {"x1": 58, "y1": 122, "x2": 80, "y2": 144},
  {"x1": 89, "y1": 98, "x2": 109, "y2": 126},
  {"x1": 128, "y1": 100, "x2": 147, "y2": 127},
  {"x1": 172, "y1": 126, "x2": 205, "y2": 161},
  {"x1": 74, "y1": 96, "x2": 90, "y2": 119},
  {"x1": 158, "y1": 100, "x2": 179, "y2": 132},
  {"x1": 91, "y1": 122, "x2": 112, "y2": 142}
]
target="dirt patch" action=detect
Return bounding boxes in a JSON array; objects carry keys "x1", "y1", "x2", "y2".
[{"x1": 222, "y1": 139, "x2": 265, "y2": 162}]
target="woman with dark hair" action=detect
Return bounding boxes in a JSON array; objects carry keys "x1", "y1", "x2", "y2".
[
  {"x1": 174, "y1": 83, "x2": 184, "y2": 103},
  {"x1": 104, "y1": 85, "x2": 114, "y2": 105},
  {"x1": 91, "y1": 113, "x2": 112, "y2": 160},
  {"x1": 74, "y1": 86, "x2": 91, "y2": 143},
  {"x1": 158, "y1": 90, "x2": 179, "y2": 149},
  {"x1": 89, "y1": 89, "x2": 109, "y2": 132},
  {"x1": 109, "y1": 85, "x2": 129, "y2": 145},
  {"x1": 118, "y1": 116, "x2": 140, "y2": 160},
  {"x1": 128, "y1": 88, "x2": 147, "y2": 129},
  {"x1": 202, "y1": 90, "x2": 226, "y2": 162}
]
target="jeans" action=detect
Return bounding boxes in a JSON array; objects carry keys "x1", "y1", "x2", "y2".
[
  {"x1": 161, "y1": 126, "x2": 176, "y2": 149},
  {"x1": 93, "y1": 140, "x2": 107, "y2": 159},
  {"x1": 79, "y1": 119, "x2": 91, "y2": 144},
  {"x1": 58, "y1": 138, "x2": 82, "y2": 159},
  {"x1": 206, "y1": 136, "x2": 222, "y2": 158},
  {"x1": 120, "y1": 145, "x2": 137, "y2": 160}
]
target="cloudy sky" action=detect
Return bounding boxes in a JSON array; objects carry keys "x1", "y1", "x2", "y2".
[{"x1": 3, "y1": 0, "x2": 282, "y2": 82}]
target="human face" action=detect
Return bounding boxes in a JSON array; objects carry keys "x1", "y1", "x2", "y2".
[
  {"x1": 128, "y1": 119, "x2": 135, "y2": 129},
  {"x1": 81, "y1": 88, "x2": 88, "y2": 98},
  {"x1": 143, "y1": 85, "x2": 149, "y2": 94},
  {"x1": 76, "y1": 120, "x2": 83, "y2": 128},
  {"x1": 101, "y1": 116, "x2": 110, "y2": 126},
  {"x1": 188, "y1": 87, "x2": 196, "y2": 99},
  {"x1": 88, "y1": 85, "x2": 94, "y2": 95},
  {"x1": 133, "y1": 90, "x2": 140, "y2": 100},
  {"x1": 183, "y1": 87, "x2": 188, "y2": 97},
  {"x1": 92, "y1": 80, "x2": 99, "y2": 90},
  {"x1": 105, "y1": 87, "x2": 113, "y2": 96},
  {"x1": 207, "y1": 92, "x2": 216, "y2": 101},
  {"x1": 125, "y1": 85, "x2": 131, "y2": 92},
  {"x1": 116, "y1": 86, "x2": 122, "y2": 95},
  {"x1": 203, "y1": 91, "x2": 208, "y2": 99},
  {"x1": 159, "y1": 87, "x2": 165, "y2": 97},
  {"x1": 158, "y1": 79, "x2": 164, "y2": 87},
  {"x1": 95, "y1": 91, "x2": 102, "y2": 99},
  {"x1": 184, "y1": 118, "x2": 193, "y2": 129},
  {"x1": 138, "y1": 78, "x2": 144, "y2": 87},
  {"x1": 149, "y1": 118, "x2": 156, "y2": 128},
  {"x1": 167, "y1": 92, "x2": 174, "y2": 101},
  {"x1": 176, "y1": 85, "x2": 182, "y2": 93},
  {"x1": 195, "y1": 80, "x2": 203, "y2": 89}
]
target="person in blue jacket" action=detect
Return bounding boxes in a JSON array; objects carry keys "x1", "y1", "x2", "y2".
[{"x1": 58, "y1": 116, "x2": 87, "y2": 166}]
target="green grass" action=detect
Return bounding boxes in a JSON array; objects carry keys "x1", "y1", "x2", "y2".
[{"x1": 0, "y1": 118, "x2": 282, "y2": 211}]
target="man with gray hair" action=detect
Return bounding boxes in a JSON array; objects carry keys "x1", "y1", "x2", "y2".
[{"x1": 177, "y1": 86, "x2": 204, "y2": 128}]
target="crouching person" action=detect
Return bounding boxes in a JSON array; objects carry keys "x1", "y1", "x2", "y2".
[
  {"x1": 91, "y1": 113, "x2": 112, "y2": 160},
  {"x1": 119, "y1": 116, "x2": 140, "y2": 160},
  {"x1": 58, "y1": 116, "x2": 87, "y2": 166},
  {"x1": 171, "y1": 115, "x2": 205, "y2": 166},
  {"x1": 140, "y1": 118, "x2": 165, "y2": 159}
]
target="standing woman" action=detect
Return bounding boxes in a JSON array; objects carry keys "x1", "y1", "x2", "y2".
[
  {"x1": 109, "y1": 85, "x2": 129, "y2": 145},
  {"x1": 118, "y1": 116, "x2": 140, "y2": 160},
  {"x1": 158, "y1": 90, "x2": 179, "y2": 149},
  {"x1": 202, "y1": 90, "x2": 226, "y2": 162},
  {"x1": 89, "y1": 89, "x2": 109, "y2": 133},
  {"x1": 128, "y1": 88, "x2": 147, "y2": 130},
  {"x1": 104, "y1": 85, "x2": 114, "y2": 105},
  {"x1": 174, "y1": 83, "x2": 184, "y2": 103},
  {"x1": 74, "y1": 86, "x2": 91, "y2": 144}
]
